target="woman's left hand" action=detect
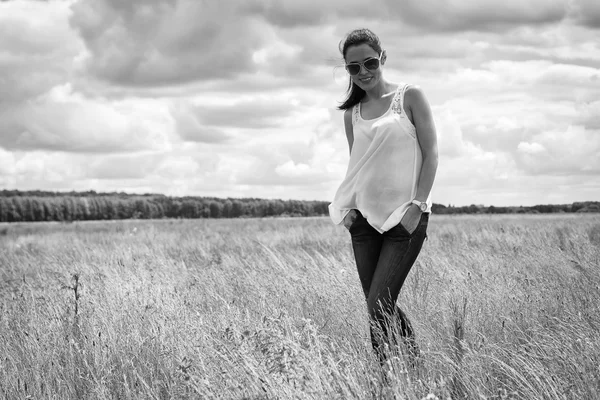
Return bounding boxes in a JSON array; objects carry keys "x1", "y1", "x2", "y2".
[{"x1": 400, "y1": 204, "x2": 421, "y2": 234}]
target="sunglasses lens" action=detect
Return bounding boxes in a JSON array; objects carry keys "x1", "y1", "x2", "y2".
[
  {"x1": 364, "y1": 58, "x2": 380, "y2": 71},
  {"x1": 346, "y1": 64, "x2": 360, "y2": 75},
  {"x1": 346, "y1": 58, "x2": 380, "y2": 75}
]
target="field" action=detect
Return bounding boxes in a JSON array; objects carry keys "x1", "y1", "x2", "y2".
[{"x1": 1, "y1": 214, "x2": 599, "y2": 399}]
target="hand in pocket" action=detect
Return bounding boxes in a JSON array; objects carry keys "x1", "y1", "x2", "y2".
[
  {"x1": 400, "y1": 207, "x2": 421, "y2": 235},
  {"x1": 343, "y1": 209, "x2": 358, "y2": 230}
]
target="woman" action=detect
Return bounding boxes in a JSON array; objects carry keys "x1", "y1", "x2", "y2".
[{"x1": 329, "y1": 28, "x2": 438, "y2": 364}]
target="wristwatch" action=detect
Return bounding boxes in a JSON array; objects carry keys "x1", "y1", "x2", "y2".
[{"x1": 411, "y1": 199, "x2": 428, "y2": 212}]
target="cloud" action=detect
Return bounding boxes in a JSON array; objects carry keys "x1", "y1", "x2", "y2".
[
  {"x1": 576, "y1": 101, "x2": 600, "y2": 129},
  {"x1": 462, "y1": 118, "x2": 529, "y2": 154},
  {"x1": 0, "y1": 0, "x2": 82, "y2": 103},
  {"x1": 390, "y1": 0, "x2": 567, "y2": 32},
  {"x1": 69, "y1": 0, "x2": 270, "y2": 87},
  {"x1": 251, "y1": 0, "x2": 380, "y2": 28},
  {"x1": 170, "y1": 102, "x2": 232, "y2": 144},
  {"x1": 170, "y1": 91, "x2": 324, "y2": 143},
  {"x1": 66, "y1": 0, "x2": 348, "y2": 98},
  {"x1": 0, "y1": 142, "x2": 223, "y2": 195},
  {"x1": 190, "y1": 97, "x2": 296, "y2": 129},
  {"x1": 8, "y1": 151, "x2": 88, "y2": 190},
  {"x1": 434, "y1": 109, "x2": 474, "y2": 159},
  {"x1": 569, "y1": 0, "x2": 600, "y2": 28},
  {"x1": 0, "y1": 148, "x2": 16, "y2": 178},
  {"x1": 515, "y1": 125, "x2": 600, "y2": 176},
  {"x1": 228, "y1": 110, "x2": 347, "y2": 188},
  {"x1": 0, "y1": 84, "x2": 173, "y2": 153},
  {"x1": 517, "y1": 142, "x2": 546, "y2": 155},
  {"x1": 86, "y1": 153, "x2": 166, "y2": 180}
]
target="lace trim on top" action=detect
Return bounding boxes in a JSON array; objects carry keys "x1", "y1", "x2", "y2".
[
  {"x1": 352, "y1": 103, "x2": 360, "y2": 125},
  {"x1": 352, "y1": 83, "x2": 409, "y2": 126},
  {"x1": 392, "y1": 83, "x2": 409, "y2": 116}
]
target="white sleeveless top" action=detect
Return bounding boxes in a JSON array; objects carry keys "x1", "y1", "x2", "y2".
[{"x1": 328, "y1": 83, "x2": 432, "y2": 233}]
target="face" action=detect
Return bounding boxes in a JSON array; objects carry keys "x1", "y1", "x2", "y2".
[{"x1": 344, "y1": 43, "x2": 385, "y2": 90}]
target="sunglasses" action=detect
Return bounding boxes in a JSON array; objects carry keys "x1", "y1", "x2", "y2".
[{"x1": 345, "y1": 54, "x2": 381, "y2": 76}]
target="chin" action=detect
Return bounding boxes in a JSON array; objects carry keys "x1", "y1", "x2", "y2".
[{"x1": 354, "y1": 76, "x2": 378, "y2": 90}]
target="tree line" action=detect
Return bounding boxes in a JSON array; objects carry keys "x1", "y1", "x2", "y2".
[
  {"x1": 0, "y1": 191, "x2": 330, "y2": 223},
  {"x1": 0, "y1": 190, "x2": 597, "y2": 223},
  {"x1": 433, "y1": 202, "x2": 600, "y2": 214}
]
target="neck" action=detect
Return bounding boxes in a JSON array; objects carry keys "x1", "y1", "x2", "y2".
[{"x1": 363, "y1": 79, "x2": 391, "y2": 101}]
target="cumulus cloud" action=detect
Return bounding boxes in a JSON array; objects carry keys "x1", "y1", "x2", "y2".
[
  {"x1": 170, "y1": 102, "x2": 232, "y2": 144},
  {"x1": 515, "y1": 125, "x2": 600, "y2": 176},
  {"x1": 390, "y1": 0, "x2": 567, "y2": 32},
  {"x1": 7, "y1": 151, "x2": 88, "y2": 191},
  {"x1": 189, "y1": 96, "x2": 296, "y2": 129},
  {"x1": 576, "y1": 101, "x2": 600, "y2": 129},
  {"x1": 0, "y1": 84, "x2": 173, "y2": 153},
  {"x1": 169, "y1": 91, "x2": 327, "y2": 144},
  {"x1": 462, "y1": 117, "x2": 529, "y2": 154},
  {"x1": 0, "y1": 0, "x2": 82, "y2": 103},
  {"x1": 517, "y1": 142, "x2": 546, "y2": 155},
  {"x1": 434, "y1": 109, "x2": 473, "y2": 159},
  {"x1": 86, "y1": 153, "x2": 166, "y2": 180},
  {"x1": 69, "y1": 0, "x2": 271, "y2": 86},
  {"x1": 250, "y1": 0, "x2": 380, "y2": 27},
  {"x1": 569, "y1": 0, "x2": 600, "y2": 28},
  {"x1": 0, "y1": 148, "x2": 16, "y2": 178}
]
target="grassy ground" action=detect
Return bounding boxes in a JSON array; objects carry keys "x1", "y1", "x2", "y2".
[{"x1": 1, "y1": 214, "x2": 599, "y2": 399}]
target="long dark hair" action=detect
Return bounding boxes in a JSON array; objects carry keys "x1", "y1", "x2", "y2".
[{"x1": 337, "y1": 29, "x2": 383, "y2": 111}]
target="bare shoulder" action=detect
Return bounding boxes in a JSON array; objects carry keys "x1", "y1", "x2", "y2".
[
  {"x1": 404, "y1": 85, "x2": 429, "y2": 106},
  {"x1": 343, "y1": 107, "x2": 353, "y2": 122},
  {"x1": 343, "y1": 108, "x2": 354, "y2": 151},
  {"x1": 343, "y1": 108, "x2": 353, "y2": 134}
]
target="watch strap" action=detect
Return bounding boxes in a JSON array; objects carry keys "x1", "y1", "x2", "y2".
[{"x1": 411, "y1": 199, "x2": 427, "y2": 211}]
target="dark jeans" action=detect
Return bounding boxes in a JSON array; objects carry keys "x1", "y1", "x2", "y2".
[{"x1": 348, "y1": 210, "x2": 429, "y2": 363}]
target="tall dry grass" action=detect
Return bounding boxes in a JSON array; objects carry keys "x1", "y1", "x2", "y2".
[{"x1": 1, "y1": 214, "x2": 599, "y2": 399}]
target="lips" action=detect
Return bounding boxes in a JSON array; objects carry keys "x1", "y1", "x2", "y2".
[{"x1": 359, "y1": 77, "x2": 373, "y2": 83}]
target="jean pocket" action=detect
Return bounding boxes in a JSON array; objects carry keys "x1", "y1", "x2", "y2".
[
  {"x1": 419, "y1": 213, "x2": 429, "y2": 229},
  {"x1": 398, "y1": 222, "x2": 414, "y2": 237},
  {"x1": 397, "y1": 213, "x2": 428, "y2": 237},
  {"x1": 344, "y1": 210, "x2": 360, "y2": 231}
]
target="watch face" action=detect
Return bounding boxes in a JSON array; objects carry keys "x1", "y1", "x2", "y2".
[{"x1": 420, "y1": 203, "x2": 427, "y2": 212}]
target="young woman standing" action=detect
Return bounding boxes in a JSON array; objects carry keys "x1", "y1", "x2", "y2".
[{"x1": 329, "y1": 28, "x2": 439, "y2": 363}]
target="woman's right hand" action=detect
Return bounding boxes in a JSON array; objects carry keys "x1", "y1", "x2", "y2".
[{"x1": 343, "y1": 209, "x2": 358, "y2": 230}]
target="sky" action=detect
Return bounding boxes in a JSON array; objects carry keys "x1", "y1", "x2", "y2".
[{"x1": 1, "y1": 0, "x2": 599, "y2": 207}]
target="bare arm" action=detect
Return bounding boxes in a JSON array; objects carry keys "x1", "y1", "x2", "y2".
[
  {"x1": 341, "y1": 108, "x2": 357, "y2": 228},
  {"x1": 343, "y1": 108, "x2": 354, "y2": 155},
  {"x1": 406, "y1": 86, "x2": 438, "y2": 203}
]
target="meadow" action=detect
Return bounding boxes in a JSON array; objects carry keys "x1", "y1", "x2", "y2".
[{"x1": 1, "y1": 213, "x2": 599, "y2": 399}]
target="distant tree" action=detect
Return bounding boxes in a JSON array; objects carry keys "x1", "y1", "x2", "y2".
[
  {"x1": 12, "y1": 198, "x2": 23, "y2": 222},
  {"x1": 31, "y1": 198, "x2": 45, "y2": 221},
  {"x1": 222, "y1": 200, "x2": 233, "y2": 218},
  {"x1": 431, "y1": 203, "x2": 447, "y2": 214},
  {"x1": 168, "y1": 200, "x2": 182, "y2": 218},
  {"x1": 117, "y1": 200, "x2": 130, "y2": 219},
  {"x1": 467, "y1": 204, "x2": 479, "y2": 214},
  {"x1": 231, "y1": 200, "x2": 245, "y2": 218},
  {"x1": 267, "y1": 200, "x2": 285, "y2": 216},
  {"x1": 1, "y1": 189, "x2": 598, "y2": 222},
  {"x1": 153, "y1": 202, "x2": 165, "y2": 219},
  {"x1": 0, "y1": 198, "x2": 7, "y2": 222},
  {"x1": 181, "y1": 199, "x2": 199, "y2": 218},
  {"x1": 577, "y1": 203, "x2": 600, "y2": 213},
  {"x1": 105, "y1": 198, "x2": 118, "y2": 220},
  {"x1": 209, "y1": 201, "x2": 223, "y2": 218}
]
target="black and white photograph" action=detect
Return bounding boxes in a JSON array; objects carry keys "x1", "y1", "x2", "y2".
[{"x1": 1, "y1": 0, "x2": 599, "y2": 399}]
